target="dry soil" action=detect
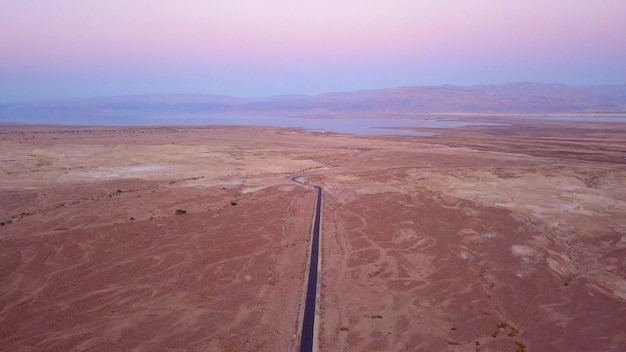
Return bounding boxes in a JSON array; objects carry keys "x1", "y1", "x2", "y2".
[{"x1": 1, "y1": 119, "x2": 625, "y2": 351}]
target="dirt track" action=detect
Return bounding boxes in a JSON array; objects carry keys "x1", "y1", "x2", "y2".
[{"x1": 1, "y1": 119, "x2": 625, "y2": 351}]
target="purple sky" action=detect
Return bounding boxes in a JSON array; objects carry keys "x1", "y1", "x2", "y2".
[{"x1": 1, "y1": 0, "x2": 626, "y2": 103}]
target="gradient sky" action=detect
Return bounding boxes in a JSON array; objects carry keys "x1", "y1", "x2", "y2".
[{"x1": 1, "y1": 0, "x2": 626, "y2": 103}]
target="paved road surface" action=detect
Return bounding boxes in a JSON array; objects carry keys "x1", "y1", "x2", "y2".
[{"x1": 292, "y1": 177, "x2": 322, "y2": 352}]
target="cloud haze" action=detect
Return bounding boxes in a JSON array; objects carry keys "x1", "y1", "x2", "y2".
[{"x1": 1, "y1": 0, "x2": 625, "y2": 103}]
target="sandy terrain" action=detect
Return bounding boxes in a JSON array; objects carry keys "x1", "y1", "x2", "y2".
[{"x1": 1, "y1": 119, "x2": 625, "y2": 351}]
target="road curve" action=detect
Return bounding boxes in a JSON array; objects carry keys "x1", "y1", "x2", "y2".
[{"x1": 291, "y1": 176, "x2": 322, "y2": 352}]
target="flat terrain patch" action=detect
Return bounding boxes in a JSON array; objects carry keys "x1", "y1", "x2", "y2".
[{"x1": 1, "y1": 120, "x2": 625, "y2": 351}]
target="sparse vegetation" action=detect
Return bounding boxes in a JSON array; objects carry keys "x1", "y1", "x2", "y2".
[
  {"x1": 491, "y1": 321, "x2": 520, "y2": 338},
  {"x1": 339, "y1": 326, "x2": 349, "y2": 331},
  {"x1": 175, "y1": 209, "x2": 187, "y2": 215},
  {"x1": 514, "y1": 341, "x2": 527, "y2": 352}
]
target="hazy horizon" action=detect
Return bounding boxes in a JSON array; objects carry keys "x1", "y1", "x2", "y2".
[
  {"x1": 4, "y1": 81, "x2": 626, "y2": 105},
  {"x1": 2, "y1": 1, "x2": 626, "y2": 104}
]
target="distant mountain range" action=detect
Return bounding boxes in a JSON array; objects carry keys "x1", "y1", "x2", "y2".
[{"x1": 2, "y1": 83, "x2": 625, "y2": 124}]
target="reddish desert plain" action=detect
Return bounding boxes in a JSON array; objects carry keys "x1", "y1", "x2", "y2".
[{"x1": 1, "y1": 117, "x2": 626, "y2": 352}]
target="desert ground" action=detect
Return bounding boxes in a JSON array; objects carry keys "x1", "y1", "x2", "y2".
[{"x1": 1, "y1": 117, "x2": 625, "y2": 351}]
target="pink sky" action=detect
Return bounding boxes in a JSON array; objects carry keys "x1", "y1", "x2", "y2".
[{"x1": 1, "y1": 0, "x2": 625, "y2": 102}]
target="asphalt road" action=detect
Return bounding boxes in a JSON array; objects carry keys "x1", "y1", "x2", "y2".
[{"x1": 292, "y1": 177, "x2": 322, "y2": 352}]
